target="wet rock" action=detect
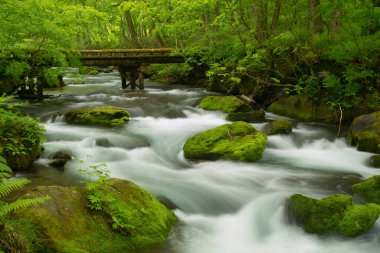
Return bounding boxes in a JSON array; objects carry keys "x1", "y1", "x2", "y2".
[
  {"x1": 265, "y1": 119, "x2": 293, "y2": 135},
  {"x1": 369, "y1": 155, "x2": 380, "y2": 168},
  {"x1": 352, "y1": 176, "x2": 380, "y2": 205},
  {"x1": 65, "y1": 106, "x2": 130, "y2": 127},
  {"x1": 183, "y1": 121, "x2": 267, "y2": 162},
  {"x1": 226, "y1": 110, "x2": 265, "y2": 122},
  {"x1": 96, "y1": 138, "x2": 113, "y2": 147},
  {"x1": 287, "y1": 194, "x2": 380, "y2": 237},
  {"x1": 13, "y1": 178, "x2": 176, "y2": 252},
  {"x1": 48, "y1": 152, "x2": 72, "y2": 169},
  {"x1": 267, "y1": 94, "x2": 334, "y2": 122},
  {"x1": 348, "y1": 111, "x2": 380, "y2": 154}
]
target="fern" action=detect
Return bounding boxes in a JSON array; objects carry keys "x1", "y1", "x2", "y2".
[
  {"x1": 0, "y1": 197, "x2": 50, "y2": 216},
  {"x1": 0, "y1": 155, "x2": 50, "y2": 217},
  {"x1": 0, "y1": 179, "x2": 31, "y2": 198}
]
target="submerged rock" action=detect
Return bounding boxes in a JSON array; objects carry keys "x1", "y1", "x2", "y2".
[
  {"x1": 265, "y1": 119, "x2": 293, "y2": 135},
  {"x1": 65, "y1": 106, "x2": 130, "y2": 127},
  {"x1": 226, "y1": 110, "x2": 265, "y2": 122},
  {"x1": 287, "y1": 194, "x2": 380, "y2": 237},
  {"x1": 267, "y1": 94, "x2": 334, "y2": 122},
  {"x1": 352, "y1": 176, "x2": 380, "y2": 205},
  {"x1": 183, "y1": 121, "x2": 267, "y2": 162},
  {"x1": 96, "y1": 138, "x2": 113, "y2": 147},
  {"x1": 199, "y1": 96, "x2": 252, "y2": 113},
  {"x1": 14, "y1": 178, "x2": 176, "y2": 253},
  {"x1": 348, "y1": 111, "x2": 380, "y2": 154}
]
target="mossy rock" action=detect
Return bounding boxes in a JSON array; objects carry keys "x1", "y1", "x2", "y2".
[
  {"x1": 13, "y1": 178, "x2": 176, "y2": 253},
  {"x1": 352, "y1": 176, "x2": 380, "y2": 205},
  {"x1": 265, "y1": 119, "x2": 293, "y2": 135},
  {"x1": 226, "y1": 110, "x2": 265, "y2": 122},
  {"x1": 267, "y1": 94, "x2": 334, "y2": 122},
  {"x1": 287, "y1": 194, "x2": 380, "y2": 237},
  {"x1": 369, "y1": 155, "x2": 380, "y2": 168},
  {"x1": 348, "y1": 111, "x2": 380, "y2": 154},
  {"x1": 65, "y1": 106, "x2": 130, "y2": 127},
  {"x1": 199, "y1": 96, "x2": 252, "y2": 113},
  {"x1": 183, "y1": 121, "x2": 267, "y2": 162}
]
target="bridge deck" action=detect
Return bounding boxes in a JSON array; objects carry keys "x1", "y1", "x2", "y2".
[{"x1": 79, "y1": 48, "x2": 184, "y2": 66}]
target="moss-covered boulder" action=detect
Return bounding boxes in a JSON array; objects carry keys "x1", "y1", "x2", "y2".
[
  {"x1": 369, "y1": 155, "x2": 380, "y2": 168},
  {"x1": 352, "y1": 176, "x2": 380, "y2": 205},
  {"x1": 348, "y1": 111, "x2": 380, "y2": 154},
  {"x1": 226, "y1": 110, "x2": 265, "y2": 122},
  {"x1": 65, "y1": 106, "x2": 130, "y2": 127},
  {"x1": 14, "y1": 178, "x2": 176, "y2": 253},
  {"x1": 183, "y1": 121, "x2": 267, "y2": 162},
  {"x1": 265, "y1": 119, "x2": 293, "y2": 135},
  {"x1": 267, "y1": 94, "x2": 334, "y2": 122},
  {"x1": 199, "y1": 96, "x2": 252, "y2": 113},
  {"x1": 287, "y1": 194, "x2": 380, "y2": 237}
]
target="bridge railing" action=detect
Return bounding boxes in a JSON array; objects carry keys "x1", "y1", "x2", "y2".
[{"x1": 79, "y1": 48, "x2": 182, "y2": 58}]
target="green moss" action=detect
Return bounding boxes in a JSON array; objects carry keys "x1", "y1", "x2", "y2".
[
  {"x1": 352, "y1": 176, "x2": 380, "y2": 205},
  {"x1": 266, "y1": 119, "x2": 293, "y2": 135},
  {"x1": 338, "y1": 204, "x2": 380, "y2": 237},
  {"x1": 183, "y1": 121, "x2": 267, "y2": 162},
  {"x1": 348, "y1": 111, "x2": 380, "y2": 153},
  {"x1": 199, "y1": 96, "x2": 252, "y2": 113},
  {"x1": 65, "y1": 106, "x2": 130, "y2": 127},
  {"x1": 13, "y1": 179, "x2": 176, "y2": 253},
  {"x1": 267, "y1": 94, "x2": 334, "y2": 122},
  {"x1": 225, "y1": 110, "x2": 265, "y2": 122},
  {"x1": 287, "y1": 194, "x2": 380, "y2": 237}
]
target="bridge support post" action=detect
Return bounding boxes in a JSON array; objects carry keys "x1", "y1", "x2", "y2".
[
  {"x1": 130, "y1": 68, "x2": 138, "y2": 90},
  {"x1": 138, "y1": 68, "x2": 144, "y2": 90},
  {"x1": 118, "y1": 66, "x2": 128, "y2": 89}
]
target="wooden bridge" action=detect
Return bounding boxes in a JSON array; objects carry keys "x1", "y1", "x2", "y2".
[{"x1": 79, "y1": 49, "x2": 184, "y2": 90}]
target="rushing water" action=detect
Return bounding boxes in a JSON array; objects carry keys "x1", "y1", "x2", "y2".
[{"x1": 19, "y1": 72, "x2": 380, "y2": 253}]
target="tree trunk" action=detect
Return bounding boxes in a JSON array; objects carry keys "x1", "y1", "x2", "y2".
[
  {"x1": 271, "y1": 0, "x2": 282, "y2": 33},
  {"x1": 308, "y1": 0, "x2": 323, "y2": 37},
  {"x1": 253, "y1": 2, "x2": 268, "y2": 42},
  {"x1": 124, "y1": 10, "x2": 141, "y2": 48}
]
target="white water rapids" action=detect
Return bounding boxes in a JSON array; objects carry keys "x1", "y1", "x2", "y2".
[{"x1": 21, "y1": 72, "x2": 380, "y2": 253}]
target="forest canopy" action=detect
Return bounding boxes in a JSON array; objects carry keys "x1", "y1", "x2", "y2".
[{"x1": 0, "y1": 0, "x2": 379, "y2": 114}]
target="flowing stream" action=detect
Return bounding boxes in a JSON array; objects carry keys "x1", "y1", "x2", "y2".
[{"x1": 19, "y1": 72, "x2": 380, "y2": 253}]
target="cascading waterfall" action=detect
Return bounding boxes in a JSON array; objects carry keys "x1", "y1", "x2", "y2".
[{"x1": 20, "y1": 72, "x2": 380, "y2": 253}]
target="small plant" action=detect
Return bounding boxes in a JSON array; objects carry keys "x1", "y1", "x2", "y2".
[{"x1": 78, "y1": 157, "x2": 134, "y2": 232}]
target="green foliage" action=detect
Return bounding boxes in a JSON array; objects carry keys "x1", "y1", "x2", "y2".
[{"x1": 0, "y1": 96, "x2": 45, "y2": 170}]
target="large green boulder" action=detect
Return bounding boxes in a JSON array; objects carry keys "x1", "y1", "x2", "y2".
[
  {"x1": 199, "y1": 96, "x2": 252, "y2": 113},
  {"x1": 348, "y1": 111, "x2": 380, "y2": 154},
  {"x1": 352, "y1": 176, "x2": 380, "y2": 205},
  {"x1": 183, "y1": 121, "x2": 267, "y2": 162},
  {"x1": 287, "y1": 194, "x2": 380, "y2": 237},
  {"x1": 265, "y1": 119, "x2": 293, "y2": 135},
  {"x1": 65, "y1": 106, "x2": 130, "y2": 127},
  {"x1": 267, "y1": 94, "x2": 334, "y2": 122},
  {"x1": 14, "y1": 178, "x2": 176, "y2": 253}
]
